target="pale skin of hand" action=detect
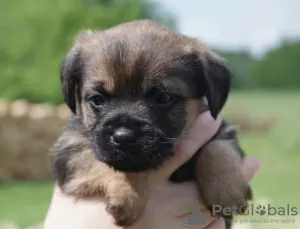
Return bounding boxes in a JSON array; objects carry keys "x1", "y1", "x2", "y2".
[{"x1": 43, "y1": 112, "x2": 260, "y2": 229}]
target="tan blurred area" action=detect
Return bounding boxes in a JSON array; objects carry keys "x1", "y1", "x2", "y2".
[{"x1": 0, "y1": 100, "x2": 70, "y2": 181}]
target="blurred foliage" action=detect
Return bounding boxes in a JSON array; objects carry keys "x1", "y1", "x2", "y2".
[
  {"x1": 0, "y1": 0, "x2": 299, "y2": 104},
  {"x1": 252, "y1": 40, "x2": 300, "y2": 89},
  {"x1": 217, "y1": 50, "x2": 258, "y2": 89},
  {"x1": 217, "y1": 39, "x2": 300, "y2": 90},
  {"x1": 0, "y1": 0, "x2": 176, "y2": 104}
]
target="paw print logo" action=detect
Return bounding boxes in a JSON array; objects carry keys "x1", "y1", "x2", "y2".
[{"x1": 256, "y1": 205, "x2": 266, "y2": 215}]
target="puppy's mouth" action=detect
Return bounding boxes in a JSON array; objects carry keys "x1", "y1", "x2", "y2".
[{"x1": 91, "y1": 125, "x2": 175, "y2": 172}]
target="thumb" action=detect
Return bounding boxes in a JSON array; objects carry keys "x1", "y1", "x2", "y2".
[
  {"x1": 160, "y1": 111, "x2": 222, "y2": 179},
  {"x1": 242, "y1": 156, "x2": 260, "y2": 182}
]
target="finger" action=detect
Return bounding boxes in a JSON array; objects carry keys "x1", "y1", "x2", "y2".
[
  {"x1": 242, "y1": 156, "x2": 260, "y2": 181},
  {"x1": 161, "y1": 112, "x2": 222, "y2": 177},
  {"x1": 148, "y1": 182, "x2": 209, "y2": 220}
]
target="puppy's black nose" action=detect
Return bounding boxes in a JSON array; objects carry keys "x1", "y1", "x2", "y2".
[{"x1": 112, "y1": 127, "x2": 136, "y2": 145}]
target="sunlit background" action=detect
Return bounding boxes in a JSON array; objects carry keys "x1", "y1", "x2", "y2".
[{"x1": 0, "y1": 0, "x2": 299, "y2": 228}]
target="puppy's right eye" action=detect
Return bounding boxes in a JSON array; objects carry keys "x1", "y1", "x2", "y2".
[{"x1": 88, "y1": 94, "x2": 106, "y2": 107}]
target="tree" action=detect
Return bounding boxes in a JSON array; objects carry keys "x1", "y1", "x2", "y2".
[
  {"x1": 0, "y1": 0, "x2": 176, "y2": 103},
  {"x1": 216, "y1": 50, "x2": 257, "y2": 89},
  {"x1": 252, "y1": 40, "x2": 300, "y2": 89}
]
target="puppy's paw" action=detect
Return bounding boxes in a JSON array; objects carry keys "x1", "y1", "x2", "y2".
[
  {"x1": 202, "y1": 176, "x2": 252, "y2": 217},
  {"x1": 106, "y1": 193, "x2": 145, "y2": 226},
  {"x1": 105, "y1": 173, "x2": 149, "y2": 227},
  {"x1": 195, "y1": 139, "x2": 253, "y2": 220}
]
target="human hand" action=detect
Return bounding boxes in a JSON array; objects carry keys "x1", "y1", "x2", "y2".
[
  {"x1": 130, "y1": 155, "x2": 259, "y2": 229},
  {"x1": 43, "y1": 112, "x2": 260, "y2": 229},
  {"x1": 128, "y1": 111, "x2": 260, "y2": 229}
]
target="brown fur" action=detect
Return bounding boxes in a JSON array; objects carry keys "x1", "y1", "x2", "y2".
[
  {"x1": 195, "y1": 140, "x2": 251, "y2": 213},
  {"x1": 185, "y1": 99, "x2": 203, "y2": 129},
  {"x1": 53, "y1": 122, "x2": 150, "y2": 225},
  {"x1": 53, "y1": 20, "x2": 252, "y2": 228}
]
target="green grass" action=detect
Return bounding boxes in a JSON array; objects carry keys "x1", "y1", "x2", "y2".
[
  {"x1": 0, "y1": 91, "x2": 299, "y2": 228},
  {"x1": 225, "y1": 90, "x2": 300, "y2": 228},
  {"x1": 226, "y1": 91, "x2": 300, "y2": 205},
  {"x1": 0, "y1": 182, "x2": 54, "y2": 228}
]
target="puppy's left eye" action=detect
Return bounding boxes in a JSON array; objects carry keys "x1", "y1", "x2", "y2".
[
  {"x1": 88, "y1": 94, "x2": 106, "y2": 107},
  {"x1": 153, "y1": 91, "x2": 176, "y2": 106}
]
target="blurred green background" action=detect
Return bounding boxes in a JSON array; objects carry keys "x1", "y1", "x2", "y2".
[{"x1": 0, "y1": 0, "x2": 299, "y2": 228}]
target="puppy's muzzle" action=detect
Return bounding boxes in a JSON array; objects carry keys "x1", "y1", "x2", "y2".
[
  {"x1": 103, "y1": 115, "x2": 145, "y2": 149},
  {"x1": 93, "y1": 112, "x2": 173, "y2": 172}
]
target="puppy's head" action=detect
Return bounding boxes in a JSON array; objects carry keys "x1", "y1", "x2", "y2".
[{"x1": 60, "y1": 20, "x2": 231, "y2": 172}]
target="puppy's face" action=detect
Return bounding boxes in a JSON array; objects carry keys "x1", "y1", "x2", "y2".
[{"x1": 60, "y1": 20, "x2": 231, "y2": 172}]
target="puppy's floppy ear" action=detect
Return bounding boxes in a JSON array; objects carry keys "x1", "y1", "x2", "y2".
[
  {"x1": 202, "y1": 52, "x2": 231, "y2": 119},
  {"x1": 60, "y1": 30, "x2": 94, "y2": 115},
  {"x1": 60, "y1": 50, "x2": 82, "y2": 114},
  {"x1": 191, "y1": 41, "x2": 231, "y2": 119}
]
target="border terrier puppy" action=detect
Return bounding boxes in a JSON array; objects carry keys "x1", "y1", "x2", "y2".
[{"x1": 52, "y1": 20, "x2": 252, "y2": 228}]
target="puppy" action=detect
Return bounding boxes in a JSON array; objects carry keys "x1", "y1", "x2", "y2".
[{"x1": 52, "y1": 20, "x2": 252, "y2": 228}]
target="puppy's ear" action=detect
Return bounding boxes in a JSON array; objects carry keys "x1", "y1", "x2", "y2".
[
  {"x1": 191, "y1": 41, "x2": 231, "y2": 119},
  {"x1": 60, "y1": 30, "x2": 94, "y2": 114},
  {"x1": 60, "y1": 51, "x2": 82, "y2": 114},
  {"x1": 202, "y1": 52, "x2": 231, "y2": 119}
]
